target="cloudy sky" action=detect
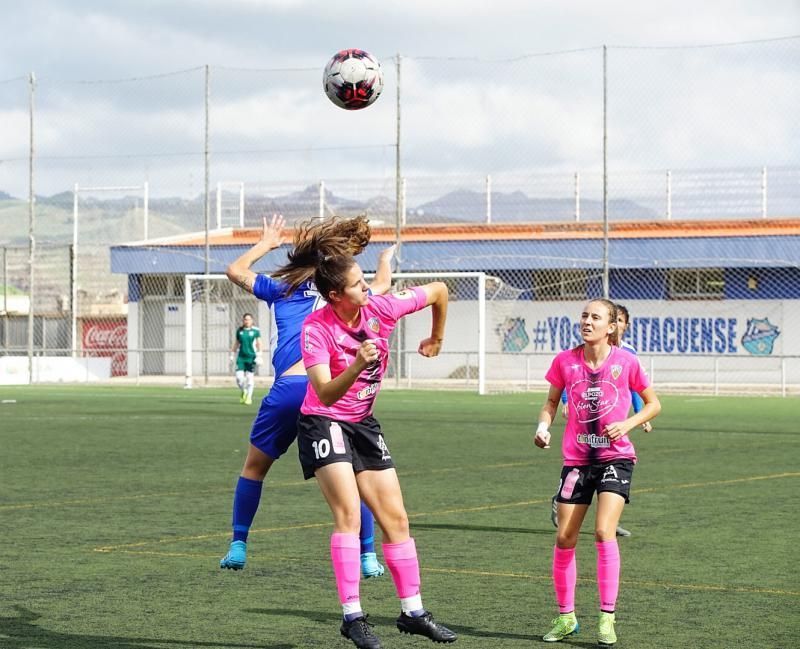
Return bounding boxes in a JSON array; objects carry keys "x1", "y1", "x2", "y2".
[{"x1": 1, "y1": 0, "x2": 798, "y2": 199}]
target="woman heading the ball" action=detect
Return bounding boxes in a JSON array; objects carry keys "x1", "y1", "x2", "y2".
[
  {"x1": 534, "y1": 299, "x2": 661, "y2": 647},
  {"x1": 297, "y1": 253, "x2": 457, "y2": 648},
  {"x1": 219, "y1": 213, "x2": 395, "y2": 580}
]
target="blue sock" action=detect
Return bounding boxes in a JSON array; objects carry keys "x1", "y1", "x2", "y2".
[
  {"x1": 232, "y1": 476, "x2": 263, "y2": 543},
  {"x1": 359, "y1": 501, "x2": 376, "y2": 554}
]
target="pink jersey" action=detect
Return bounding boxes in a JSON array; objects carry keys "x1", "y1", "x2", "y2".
[
  {"x1": 545, "y1": 345, "x2": 651, "y2": 466},
  {"x1": 300, "y1": 286, "x2": 428, "y2": 422}
]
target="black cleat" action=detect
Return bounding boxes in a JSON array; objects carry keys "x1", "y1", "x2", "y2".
[
  {"x1": 340, "y1": 615, "x2": 383, "y2": 649},
  {"x1": 396, "y1": 611, "x2": 457, "y2": 643}
]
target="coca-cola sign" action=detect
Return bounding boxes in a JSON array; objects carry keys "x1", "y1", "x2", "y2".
[{"x1": 82, "y1": 319, "x2": 127, "y2": 376}]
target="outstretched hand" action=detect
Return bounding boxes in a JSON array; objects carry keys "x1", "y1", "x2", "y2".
[
  {"x1": 379, "y1": 244, "x2": 397, "y2": 264},
  {"x1": 260, "y1": 213, "x2": 285, "y2": 249}
]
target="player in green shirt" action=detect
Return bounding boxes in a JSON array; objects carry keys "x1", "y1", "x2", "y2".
[{"x1": 231, "y1": 313, "x2": 262, "y2": 405}]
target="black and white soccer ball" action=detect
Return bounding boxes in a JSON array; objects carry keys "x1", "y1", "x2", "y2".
[{"x1": 323, "y1": 49, "x2": 383, "y2": 110}]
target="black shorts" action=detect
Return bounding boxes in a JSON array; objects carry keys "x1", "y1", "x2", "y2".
[
  {"x1": 297, "y1": 414, "x2": 395, "y2": 480},
  {"x1": 555, "y1": 460, "x2": 635, "y2": 505}
]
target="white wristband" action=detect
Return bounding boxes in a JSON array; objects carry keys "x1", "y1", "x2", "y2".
[{"x1": 536, "y1": 421, "x2": 549, "y2": 436}]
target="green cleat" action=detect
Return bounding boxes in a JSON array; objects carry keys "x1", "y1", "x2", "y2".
[
  {"x1": 239, "y1": 391, "x2": 246, "y2": 404},
  {"x1": 543, "y1": 612, "x2": 579, "y2": 642},
  {"x1": 598, "y1": 612, "x2": 616, "y2": 647}
]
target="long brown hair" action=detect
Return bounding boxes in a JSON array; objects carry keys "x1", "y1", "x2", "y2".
[{"x1": 271, "y1": 215, "x2": 371, "y2": 294}]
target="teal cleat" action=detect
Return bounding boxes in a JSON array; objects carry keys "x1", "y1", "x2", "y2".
[
  {"x1": 220, "y1": 540, "x2": 247, "y2": 570},
  {"x1": 360, "y1": 552, "x2": 385, "y2": 579}
]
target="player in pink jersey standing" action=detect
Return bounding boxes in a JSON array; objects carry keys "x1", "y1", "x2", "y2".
[
  {"x1": 534, "y1": 299, "x2": 661, "y2": 647},
  {"x1": 297, "y1": 254, "x2": 457, "y2": 649}
]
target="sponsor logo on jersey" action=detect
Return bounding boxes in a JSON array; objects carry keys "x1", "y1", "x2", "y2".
[
  {"x1": 303, "y1": 327, "x2": 313, "y2": 352},
  {"x1": 570, "y1": 379, "x2": 620, "y2": 423},
  {"x1": 392, "y1": 289, "x2": 414, "y2": 300},
  {"x1": 576, "y1": 433, "x2": 611, "y2": 448},
  {"x1": 356, "y1": 382, "x2": 379, "y2": 400}
]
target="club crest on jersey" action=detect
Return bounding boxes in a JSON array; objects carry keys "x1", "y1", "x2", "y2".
[
  {"x1": 367, "y1": 317, "x2": 380, "y2": 333},
  {"x1": 392, "y1": 289, "x2": 414, "y2": 300},
  {"x1": 611, "y1": 364, "x2": 622, "y2": 380}
]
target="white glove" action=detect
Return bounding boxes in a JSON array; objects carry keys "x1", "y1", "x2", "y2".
[
  {"x1": 534, "y1": 421, "x2": 551, "y2": 449},
  {"x1": 229, "y1": 353, "x2": 235, "y2": 364},
  {"x1": 254, "y1": 353, "x2": 263, "y2": 366}
]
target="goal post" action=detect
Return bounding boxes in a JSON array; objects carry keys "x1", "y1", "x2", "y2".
[{"x1": 183, "y1": 271, "x2": 488, "y2": 393}]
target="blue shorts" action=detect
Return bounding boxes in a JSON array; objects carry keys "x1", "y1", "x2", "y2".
[{"x1": 249, "y1": 375, "x2": 308, "y2": 461}]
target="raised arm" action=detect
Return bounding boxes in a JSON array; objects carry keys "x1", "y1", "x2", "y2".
[
  {"x1": 226, "y1": 214, "x2": 286, "y2": 294},
  {"x1": 367, "y1": 244, "x2": 396, "y2": 295},
  {"x1": 416, "y1": 281, "x2": 449, "y2": 358}
]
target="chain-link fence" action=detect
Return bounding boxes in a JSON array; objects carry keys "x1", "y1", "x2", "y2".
[{"x1": 1, "y1": 38, "x2": 798, "y2": 392}]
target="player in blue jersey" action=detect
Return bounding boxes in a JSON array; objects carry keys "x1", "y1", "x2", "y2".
[
  {"x1": 230, "y1": 313, "x2": 262, "y2": 405},
  {"x1": 220, "y1": 213, "x2": 396, "y2": 578},
  {"x1": 551, "y1": 303, "x2": 652, "y2": 536}
]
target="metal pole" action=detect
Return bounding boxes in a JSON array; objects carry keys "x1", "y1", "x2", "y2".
[
  {"x1": 2, "y1": 247, "x2": 8, "y2": 350},
  {"x1": 400, "y1": 177, "x2": 407, "y2": 226},
  {"x1": 203, "y1": 64, "x2": 211, "y2": 385},
  {"x1": 238, "y1": 181, "x2": 245, "y2": 227},
  {"x1": 477, "y1": 271, "x2": 486, "y2": 395},
  {"x1": 601, "y1": 45, "x2": 610, "y2": 299},
  {"x1": 143, "y1": 181, "x2": 149, "y2": 240},
  {"x1": 394, "y1": 53, "x2": 403, "y2": 388},
  {"x1": 761, "y1": 166, "x2": 767, "y2": 218},
  {"x1": 71, "y1": 184, "x2": 78, "y2": 357},
  {"x1": 486, "y1": 174, "x2": 492, "y2": 224},
  {"x1": 574, "y1": 172, "x2": 580, "y2": 222},
  {"x1": 215, "y1": 182, "x2": 222, "y2": 229},
  {"x1": 666, "y1": 170, "x2": 672, "y2": 220},
  {"x1": 394, "y1": 53, "x2": 402, "y2": 269},
  {"x1": 27, "y1": 72, "x2": 35, "y2": 384}
]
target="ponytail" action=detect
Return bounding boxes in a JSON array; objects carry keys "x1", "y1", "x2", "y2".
[{"x1": 271, "y1": 215, "x2": 372, "y2": 295}]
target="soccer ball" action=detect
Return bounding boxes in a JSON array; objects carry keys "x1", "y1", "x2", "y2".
[{"x1": 323, "y1": 49, "x2": 383, "y2": 110}]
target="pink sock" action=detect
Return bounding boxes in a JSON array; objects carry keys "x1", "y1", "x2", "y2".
[
  {"x1": 383, "y1": 537, "x2": 421, "y2": 599},
  {"x1": 596, "y1": 540, "x2": 620, "y2": 612},
  {"x1": 331, "y1": 533, "x2": 361, "y2": 606},
  {"x1": 553, "y1": 546, "x2": 577, "y2": 613}
]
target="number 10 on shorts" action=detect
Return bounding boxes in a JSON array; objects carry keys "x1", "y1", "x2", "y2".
[{"x1": 330, "y1": 422, "x2": 346, "y2": 454}]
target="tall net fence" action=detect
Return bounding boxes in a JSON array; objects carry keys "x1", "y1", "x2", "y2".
[{"x1": 1, "y1": 38, "x2": 798, "y2": 392}]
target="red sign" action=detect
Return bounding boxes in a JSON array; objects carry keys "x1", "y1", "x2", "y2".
[{"x1": 82, "y1": 319, "x2": 128, "y2": 376}]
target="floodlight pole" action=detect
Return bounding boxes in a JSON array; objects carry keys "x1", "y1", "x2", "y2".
[
  {"x1": 601, "y1": 45, "x2": 610, "y2": 299},
  {"x1": 203, "y1": 64, "x2": 211, "y2": 385},
  {"x1": 72, "y1": 185, "x2": 79, "y2": 357},
  {"x1": 394, "y1": 53, "x2": 403, "y2": 388},
  {"x1": 27, "y1": 72, "x2": 35, "y2": 384}
]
